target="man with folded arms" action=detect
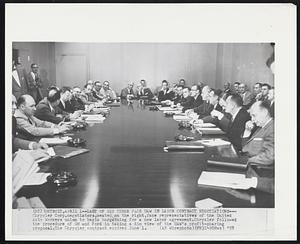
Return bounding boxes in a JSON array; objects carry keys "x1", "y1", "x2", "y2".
[
  {"x1": 14, "y1": 94, "x2": 69, "y2": 138},
  {"x1": 120, "y1": 82, "x2": 135, "y2": 100},
  {"x1": 211, "y1": 94, "x2": 250, "y2": 151},
  {"x1": 241, "y1": 101, "x2": 274, "y2": 165},
  {"x1": 136, "y1": 79, "x2": 153, "y2": 99},
  {"x1": 12, "y1": 95, "x2": 48, "y2": 153}
]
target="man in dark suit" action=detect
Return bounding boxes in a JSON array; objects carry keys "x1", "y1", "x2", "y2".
[
  {"x1": 157, "y1": 80, "x2": 175, "y2": 102},
  {"x1": 136, "y1": 80, "x2": 153, "y2": 99},
  {"x1": 70, "y1": 86, "x2": 86, "y2": 110},
  {"x1": 199, "y1": 89, "x2": 223, "y2": 123},
  {"x1": 92, "y1": 81, "x2": 105, "y2": 100},
  {"x1": 233, "y1": 81, "x2": 240, "y2": 94},
  {"x1": 26, "y1": 63, "x2": 43, "y2": 103},
  {"x1": 192, "y1": 85, "x2": 213, "y2": 118},
  {"x1": 211, "y1": 94, "x2": 251, "y2": 151},
  {"x1": 238, "y1": 83, "x2": 254, "y2": 109},
  {"x1": 189, "y1": 85, "x2": 203, "y2": 109},
  {"x1": 120, "y1": 82, "x2": 135, "y2": 99},
  {"x1": 178, "y1": 87, "x2": 194, "y2": 111},
  {"x1": 12, "y1": 61, "x2": 28, "y2": 99},
  {"x1": 172, "y1": 85, "x2": 184, "y2": 104},
  {"x1": 58, "y1": 86, "x2": 76, "y2": 113},
  {"x1": 241, "y1": 101, "x2": 274, "y2": 165},
  {"x1": 35, "y1": 87, "x2": 69, "y2": 124},
  {"x1": 222, "y1": 82, "x2": 232, "y2": 100}
]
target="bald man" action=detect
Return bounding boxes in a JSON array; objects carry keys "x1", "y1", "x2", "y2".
[
  {"x1": 242, "y1": 101, "x2": 274, "y2": 165},
  {"x1": 14, "y1": 94, "x2": 69, "y2": 138},
  {"x1": 12, "y1": 95, "x2": 48, "y2": 152}
]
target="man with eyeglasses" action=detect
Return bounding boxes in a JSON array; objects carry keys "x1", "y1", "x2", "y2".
[{"x1": 26, "y1": 63, "x2": 43, "y2": 103}]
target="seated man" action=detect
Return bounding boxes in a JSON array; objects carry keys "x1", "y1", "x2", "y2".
[
  {"x1": 92, "y1": 81, "x2": 105, "y2": 100},
  {"x1": 35, "y1": 87, "x2": 70, "y2": 124},
  {"x1": 190, "y1": 84, "x2": 203, "y2": 108},
  {"x1": 256, "y1": 83, "x2": 271, "y2": 101},
  {"x1": 192, "y1": 85, "x2": 212, "y2": 118},
  {"x1": 199, "y1": 89, "x2": 223, "y2": 123},
  {"x1": 14, "y1": 95, "x2": 69, "y2": 138},
  {"x1": 120, "y1": 82, "x2": 135, "y2": 99},
  {"x1": 70, "y1": 86, "x2": 86, "y2": 110},
  {"x1": 58, "y1": 86, "x2": 76, "y2": 113},
  {"x1": 172, "y1": 85, "x2": 184, "y2": 104},
  {"x1": 211, "y1": 94, "x2": 250, "y2": 151},
  {"x1": 241, "y1": 101, "x2": 274, "y2": 165},
  {"x1": 178, "y1": 78, "x2": 186, "y2": 87},
  {"x1": 222, "y1": 82, "x2": 232, "y2": 100},
  {"x1": 136, "y1": 79, "x2": 153, "y2": 99},
  {"x1": 178, "y1": 87, "x2": 194, "y2": 111},
  {"x1": 100, "y1": 80, "x2": 117, "y2": 101},
  {"x1": 157, "y1": 80, "x2": 174, "y2": 102},
  {"x1": 238, "y1": 83, "x2": 254, "y2": 109},
  {"x1": 233, "y1": 81, "x2": 240, "y2": 94},
  {"x1": 82, "y1": 84, "x2": 99, "y2": 104},
  {"x1": 12, "y1": 95, "x2": 48, "y2": 153}
]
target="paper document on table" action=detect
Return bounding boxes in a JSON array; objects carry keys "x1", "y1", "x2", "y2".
[
  {"x1": 82, "y1": 114, "x2": 106, "y2": 121},
  {"x1": 195, "y1": 198, "x2": 223, "y2": 208},
  {"x1": 23, "y1": 172, "x2": 51, "y2": 186},
  {"x1": 193, "y1": 122, "x2": 216, "y2": 128},
  {"x1": 39, "y1": 136, "x2": 72, "y2": 145},
  {"x1": 198, "y1": 171, "x2": 254, "y2": 190},
  {"x1": 158, "y1": 106, "x2": 178, "y2": 111},
  {"x1": 163, "y1": 110, "x2": 183, "y2": 115},
  {"x1": 173, "y1": 115, "x2": 191, "y2": 121},
  {"x1": 199, "y1": 139, "x2": 231, "y2": 147},
  {"x1": 196, "y1": 127, "x2": 226, "y2": 135}
]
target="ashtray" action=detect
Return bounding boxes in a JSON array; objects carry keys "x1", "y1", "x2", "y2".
[
  {"x1": 67, "y1": 138, "x2": 86, "y2": 147},
  {"x1": 47, "y1": 171, "x2": 77, "y2": 187},
  {"x1": 72, "y1": 121, "x2": 87, "y2": 130},
  {"x1": 178, "y1": 121, "x2": 192, "y2": 129},
  {"x1": 175, "y1": 135, "x2": 195, "y2": 141}
]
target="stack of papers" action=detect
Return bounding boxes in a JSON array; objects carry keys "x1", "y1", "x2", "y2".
[
  {"x1": 198, "y1": 171, "x2": 255, "y2": 190},
  {"x1": 193, "y1": 122, "x2": 216, "y2": 128},
  {"x1": 158, "y1": 106, "x2": 178, "y2": 112},
  {"x1": 199, "y1": 139, "x2": 231, "y2": 147},
  {"x1": 163, "y1": 110, "x2": 183, "y2": 115},
  {"x1": 195, "y1": 198, "x2": 223, "y2": 208},
  {"x1": 39, "y1": 136, "x2": 72, "y2": 145},
  {"x1": 173, "y1": 114, "x2": 192, "y2": 121},
  {"x1": 196, "y1": 127, "x2": 226, "y2": 135},
  {"x1": 81, "y1": 114, "x2": 106, "y2": 122},
  {"x1": 24, "y1": 172, "x2": 51, "y2": 186}
]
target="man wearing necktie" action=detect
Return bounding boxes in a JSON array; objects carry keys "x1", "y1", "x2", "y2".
[
  {"x1": 12, "y1": 60, "x2": 28, "y2": 99},
  {"x1": 26, "y1": 63, "x2": 43, "y2": 103}
]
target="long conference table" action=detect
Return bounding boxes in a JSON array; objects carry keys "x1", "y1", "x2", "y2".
[{"x1": 17, "y1": 100, "x2": 274, "y2": 208}]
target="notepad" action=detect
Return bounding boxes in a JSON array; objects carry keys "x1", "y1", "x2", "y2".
[
  {"x1": 198, "y1": 171, "x2": 255, "y2": 190},
  {"x1": 199, "y1": 139, "x2": 231, "y2": 147},
  {"x1": 173, "y1": 115, "x2": 191, "y2": 121},
  {"x1": 39, "y1": 136, "x2": 72, "y2": 145},
  {"x1": 195, "y1": 198, "x2": 223, "y2": 208}
]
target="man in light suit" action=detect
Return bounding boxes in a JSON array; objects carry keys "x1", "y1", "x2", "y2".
[
  {"x1": 242, "y1": 101, "x2": 274, "y2": 165},
  {"x1": 238, "y1": 83, "x2": 253, "y2": 109},
  {"x1": 12, "y1": 95, "x2": 48, "y2": 153},
  {"x1": 12, "y1": 61, "x2": 28, "y2": 99},
  {"x1": 15, "y1": 95, "x2": 69, "y2": 139},
  {"x1": 211, "y1": 94, "x2": 251, "y2": 151},
  {"x1": 26, "y1": 63, "x2": 43, "y2": 103}
]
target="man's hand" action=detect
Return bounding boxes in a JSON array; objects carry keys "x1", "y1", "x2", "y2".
[
  {"x1": 58, "y1": 124, "x2": 70, "y2": 133},
  {"x1": 245, "y1": 120, "x2": 255, "y2": 131},
  {"x1": 210, "y1": 110, "x2": 224, "y2": 120},
  {"x1": 32, "y1": 142, "x2": 48, "y2": 150},
  {"x1": 30, "y1": 149, "x2": 50, "y2": 161}
]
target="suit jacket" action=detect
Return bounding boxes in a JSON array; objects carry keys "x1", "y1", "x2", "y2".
[
  {"x1": 12, "y1": 116, "x2": 31, "y2": 153},
  {"x1": 270, "y1": 101, "x2": 274, "y2": 118},
  {"x1": 242, "y1": 119, "x2": 274, "y2": 165},
  {"x1": 120, "y1": 87, "x2": 135, "y2": 99},
  {"x1": 70, "y1": 96, "x2": 85, "y2": 111},
  {"x1": 12, "y1": 67, "x2": 28, "y2": 99},
  {"x1": 92, "y1": 89, "x2": 104, "y2": 100},
  {"x1": 218, "y1": 108, "x2": 251, "y2": 151},
  {"x1": 194, "y1": 101, "x2": 213, "y2": 118},
  {"x1": 191, "y1": 94, "x2": 203, "y2": 109},
  {"x1": 14, "y1": 109, "x2": 56, "y2": 137},
  {"x1": 241, "y1": 91, "x2": 254, "y2": 107},
  {"x1": 201, "y1": 104, "x2": 223, "y2": 124},
  {"x1": 173, "y1": 95, "x2": 183, "y2": 105},
  {"x1": 136, "y1": 87, "x2": 153, "y2": 99},
  {"x1": 26, "y1": 71, "x2": 43, "y2": 103},
  {"x1": 181, "y1": 96, "x2": 195, "y2": 111},
  {"x1": 58, "y1": 100, "x2": 75, "y2": 113},
  {"x1": 35, "y1": 98, "x2": 65, "y2": 124},
  {"x1": 158, "y1": 89, "x2": 175, "y2": 102},
  {"x1": 222, "y1": 89, "x2": 232, "y2": 100}
]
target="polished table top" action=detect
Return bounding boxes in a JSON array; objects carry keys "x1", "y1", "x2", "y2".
[{"x1": 18, "y1": 100, "x2": 274, "y2": 208}]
